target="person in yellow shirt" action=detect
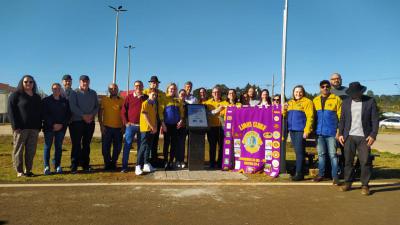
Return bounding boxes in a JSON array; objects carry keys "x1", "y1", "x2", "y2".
[
  {"x1": 143, "y1": 75, "x2": 165, "y2": 166},
  {"x1": 285, "y1": 85, "x2": 314, "y2": 181},
  {"x1": 98, "y1": 83, "x2": 124, "y2": 171},
  {"x1": 205, "y1": 86, "x2": 228, "y2": 169},
  {"x1": 160, "y1": 83, "x2": 185, "y2": 170},
  {"x1": 136, "y1": 88, "x2": 158, "y2": 175}
]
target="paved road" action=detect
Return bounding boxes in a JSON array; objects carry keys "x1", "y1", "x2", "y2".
[
  {"x1": 1, "y1": 124, "x2": 399, "y2": 154},
  {"x1": 1, "y1": 183, "x2": 399, "y2": 225}
]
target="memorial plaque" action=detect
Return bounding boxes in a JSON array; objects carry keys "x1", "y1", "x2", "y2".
[{"x1": 186, "y1": 104, "x2": 208, "y2": 170}]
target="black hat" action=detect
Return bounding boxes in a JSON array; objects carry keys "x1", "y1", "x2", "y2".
[
  {"x1": 79, "y1": 75, "x2": 90, "y2": 81},
  {"x1": 148, "y1": 75, "x2": 160, "y2": 83},
  {"x1": 62, "y1": 74, "x2": 72, "y2": 80},
  {"x1": 346, "y1": 82, "x2": 366, "y2": 96},
  {"x1": 319, "y1": 80, "x2": 331, "y2": 87}
]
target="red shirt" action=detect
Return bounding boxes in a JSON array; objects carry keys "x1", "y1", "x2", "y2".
[{"x1": 121, "y1": 93, "x2": 148, "y2": 125}]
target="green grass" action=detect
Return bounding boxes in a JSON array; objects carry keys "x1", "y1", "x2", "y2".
[{"x1": 0, "y1": 135, "x2": 399, "y2": 182}]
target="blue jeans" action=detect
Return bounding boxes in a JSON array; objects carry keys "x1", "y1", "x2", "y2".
[
  {"x1": 102, "y1": 126, "x2": 123, "y2": 168},
  {"x1": 290, "y1": 131, "x2": 305, "y2": 175},
  {"x1": 122, "y1": 125, "x2": 141, "y2": 169},
  {"x1": 317, "y1": 136, "x2": 338, "y2": 179},
  {"x1": 137, "y1": 132, "x2": 154, "y2": 167},
  {"x1": 43, "y1": 129, "x2": 66, "y2": 168}
]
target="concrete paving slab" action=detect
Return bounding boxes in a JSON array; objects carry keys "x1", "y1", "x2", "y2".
[{"x1": 151, "y1": 170, "x2": 248, "y2": 181}]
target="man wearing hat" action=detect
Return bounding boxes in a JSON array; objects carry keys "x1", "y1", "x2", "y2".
[
  {"x1": 61, "y1": 74, "x2": 73, "y2": 100},
  {"x1": 338, "y1": 82, "x2": 379, "y2": 195},
  {"x1": 143, "y1": 75, "x2": 166, "y2": 166},
  {"x1": 69, "y1": 75, "x2": 99, "y2": 173}
]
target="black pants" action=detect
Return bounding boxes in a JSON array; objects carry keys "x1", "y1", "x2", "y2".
[
  {"x1": 176, "y1": 128, "x2": 187, "y2": 162},
  {"x1": 344, "y1": 135, "x2": 372, "y2": 186},
  {"x1": 163, "y1": 123, "x2": 178, "y2": 163},
  {"x1": 150, "y1": 120, "x2": 161, "y2": 160},
  {"x1": 70, "y1": 121, "x2": 95, "y2": 169},
  {"x1": 207, "y1": 126, "x2": 224, "y2": 168}
]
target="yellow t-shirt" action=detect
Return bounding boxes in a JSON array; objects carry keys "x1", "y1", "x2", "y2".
[
  {"x1": 140, "y1": 100, "x2": 157, "y2": 132},
  {"x1": 100, "y1": 96, "x2": 124, "y2": 128},
  {"x1": 205, "y1": 99, "x2": 229, "y2": 127}
]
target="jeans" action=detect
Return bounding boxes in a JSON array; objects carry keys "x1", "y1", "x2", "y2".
[
  {"x1": 122, "y1": 125, "x2": 141, "y2": 170},
  {"x1": 69, "y1": 121, "x2": 95, "y2": 170},
  {"x1": 316, "y1": 136, "x2": 338, "y2": 179},
  {"x1": 102, "y1": 126, "x2": 123, "y2": 169},
  {"x1": 163, "y1": 123, "x2": 178, "y2": 163},
  {"x1": 43, "y1": 129, "x2": 66, "y2": 168},
  {"x1": 290, "y1": 131, "x2": 305, "y2": 175},
  {"x1": 207, "y1": 126, "x2": 224, "y2": 168},
  {"x1": 137, "y1": 132, "x2": 154, "y2": 167},
  {"x1": 344, "y1": 135, "x2": 372, "y2": 186}
]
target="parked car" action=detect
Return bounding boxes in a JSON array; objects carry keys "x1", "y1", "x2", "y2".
[{"x1": 379, "y1": 118, "x2": 400, "y2": 129}]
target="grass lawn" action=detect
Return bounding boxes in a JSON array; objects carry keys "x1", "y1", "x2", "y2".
[{"x1": 0, "y1": 135, "x2": 399, "y2": 182}]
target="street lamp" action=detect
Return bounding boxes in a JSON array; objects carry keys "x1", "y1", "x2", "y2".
[
  {"x1": 124, "y1": 45, "x2": 135, "y2": 93},
  {"x1": 109, "y1": 5, "x2": 127, "y2": 84}
]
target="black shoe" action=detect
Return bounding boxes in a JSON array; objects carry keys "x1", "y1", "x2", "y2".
[
  {"x1": 332, "y1": 178, "x2": 340, "y2": 186},
  {"x1": 84, "y1": 166, "x2": 92, "y2": 173},
  {"x1": 25, "y1": 172, "x2": 35, "y2": 177},
  {"x1": 291, "y1": 174, "x2": 304, "y2": 181},
  {"x1": 313, "y1": 176, "x2": 324, "y2": 182}
]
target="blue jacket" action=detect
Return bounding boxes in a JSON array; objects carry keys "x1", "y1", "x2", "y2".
[{"x1": 313, "y1": 94, "x2": 342, "y2": 137}]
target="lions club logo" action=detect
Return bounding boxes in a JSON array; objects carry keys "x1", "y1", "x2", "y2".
[{"x1": 242, "y1": 131, "x2": 263, "y2": 154}]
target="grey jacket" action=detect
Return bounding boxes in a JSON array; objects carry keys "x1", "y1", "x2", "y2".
[
  {"x1": 338, "y1": 95, "x2": 379, "y2": 140},
  {"x1": 69, "y1": 88, "x2": 99, "y2": 122}
]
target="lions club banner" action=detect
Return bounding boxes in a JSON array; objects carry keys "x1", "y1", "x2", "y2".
[{"x1": 222, "y1": 105, "x2": 282, "y2": 177}]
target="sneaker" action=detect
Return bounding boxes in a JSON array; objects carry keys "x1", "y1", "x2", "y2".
[
  {"x1": 361, "y1": 186, "x2": 370, "y2": 196},
  {"x1": 176, "y1": 161, "x2": 181, "y2": 168},
  {"x1": 339, "y1": 183, "x2": 352, "y2": 192},
  {"x1": 121, "y1": 168, "x2": 128, "y2": 173},
  {"x1": 332, "y1": 178, "x2": 340, "y2": 186},
  {"x1": 17, "y1": 172, "x2": 24, "y2": 177},
  {"x1": 313, "y1": 176, "x2": 324, "y2": 182},
  {"x1": 84, "y1": 166, "x2": 92, "y2": 173},
  {"x1": 56, "y1": 166, "x2": 63, "y2": 174},
  {"x1": 70, "y1": 167, "x2": 78, "y2": 174},
  {"x1": 180, "y1": 162, "x2": 186, "y2": 169},
  {"x1": 44, "y1": 166, "x2": 51, "y2": 175},
  {"x1": 135, "y1": 166, "x2": 143, "y2": 175},
  {"x1": 143, "y1": 163, "x2": 155, "y2": 173}
]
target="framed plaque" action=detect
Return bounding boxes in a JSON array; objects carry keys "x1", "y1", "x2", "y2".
[{"x1": 185, "y1": 104, "x2": 208, "y2": 130}]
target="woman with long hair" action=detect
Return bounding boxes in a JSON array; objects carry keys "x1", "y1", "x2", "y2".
[
  {"x1": 8, "y1": 75, "x2": 42, "y2": 177},
  {"x1": 286, "y1": 85, "x2": 314, "y2": 181}
]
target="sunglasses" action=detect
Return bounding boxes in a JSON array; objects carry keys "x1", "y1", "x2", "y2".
[
  {"x1": 273, "y1": 98, "x2": 280, "y2": 101},
  {"x1": 23, "y1": 81, "x2": 33, "y2": 84},
  {"x1": 321, "y1": 85, "x2": 330, "y2": 89}
]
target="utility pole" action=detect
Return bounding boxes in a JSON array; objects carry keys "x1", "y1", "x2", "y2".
[{"x1": 109, "y1": 5, "x2": 127, "y2": 84}]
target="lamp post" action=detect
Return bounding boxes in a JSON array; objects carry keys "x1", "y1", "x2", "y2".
[
  {"x1": 124, "y1": 45, "x2": 135, "y2": 93},
  {"x1": 109, "y1": 5, "x2": 127, "y2": 84}
]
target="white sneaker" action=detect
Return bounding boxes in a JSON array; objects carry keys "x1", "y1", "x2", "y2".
[
  {"x1": 135, "y1": 166, "x2": 143, "y2": 175},
  {"x1": 56, "y1": 166, "x2": 63, "y2": 174},
  {"x1": 143, "y1": 163, "x2": 155, "y2": 173},
  {"x1": 44, "y1": 166, "x2": 51, "y2": 175}
]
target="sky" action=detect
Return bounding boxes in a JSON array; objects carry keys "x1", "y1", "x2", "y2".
[{"x1": 1, "y1": 0, "x2": 399, "y2": 96}]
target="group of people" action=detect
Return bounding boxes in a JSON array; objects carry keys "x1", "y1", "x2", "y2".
[
  {"x1": 8, "y1": 72, "x2": 378, "y2": 195},
  {"x1": 285, "y1": 73, "x2": 378, "y2": 195}
]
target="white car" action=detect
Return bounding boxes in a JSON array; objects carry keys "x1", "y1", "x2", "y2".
[{"x1": 379, "y1": 118, "x2": 400, "y2": 129}]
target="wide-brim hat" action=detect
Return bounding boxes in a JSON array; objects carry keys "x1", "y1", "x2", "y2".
[
  {"x1": 346, "y1": 82, "x2": 366, "y2": 96},
  {"x1": 148, "y1": 75, "x2": 160, "y2": 83}
]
